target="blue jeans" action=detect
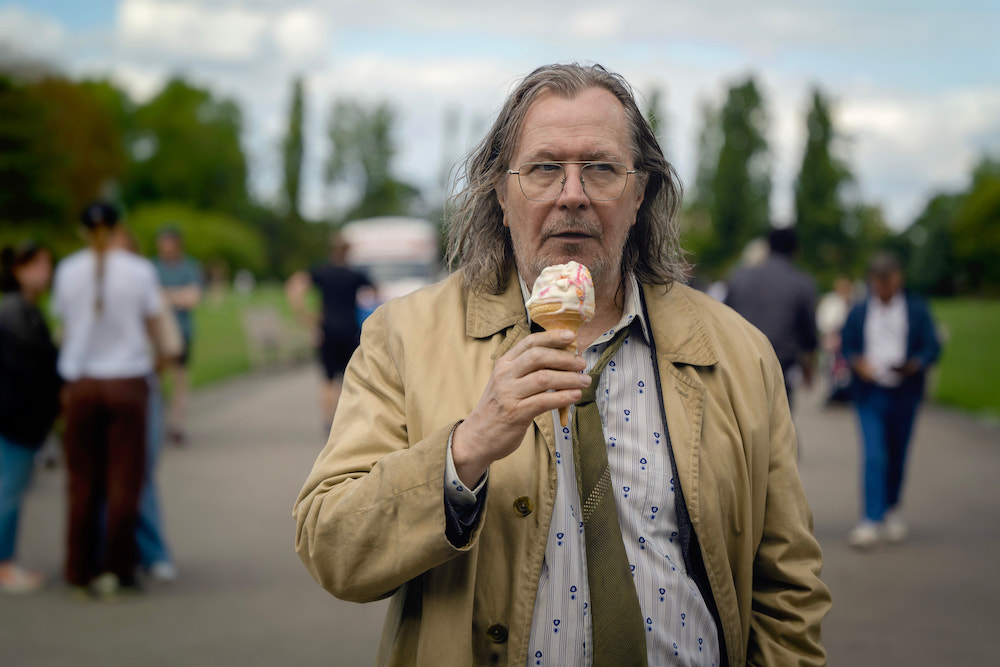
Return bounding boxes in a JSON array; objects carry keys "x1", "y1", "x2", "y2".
[
  {"x1": 0, "y1": 434, "x2": 37, "y2": 562},
  {"x1": 136, "y1": 377, "x2": 172, "y2": 567},
  {"x1": 855, "y1": 385, "x2": 921, "y2": 522}
]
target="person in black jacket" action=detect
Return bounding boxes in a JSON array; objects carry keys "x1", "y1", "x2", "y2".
[{"x1": 0, "y1": 241, "x2": 60, "y2": 593}]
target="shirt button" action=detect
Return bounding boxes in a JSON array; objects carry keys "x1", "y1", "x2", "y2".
[
  {"x1": 512, "y1": 496, "x2": 534, "y2": 517},
  {"x1": 486, "y1": 623, "x2": 508, "y2": 643}
]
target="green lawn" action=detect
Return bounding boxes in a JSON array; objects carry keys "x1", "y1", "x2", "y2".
[
  {"x1": 931, "y1": 299, "x2": 1000, "y2": 416},
  {"x1": 188, "y1": 283, "x2": 311, "y2": 389}
]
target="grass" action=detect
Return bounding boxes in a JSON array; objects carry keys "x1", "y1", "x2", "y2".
[
  {"x1": 187, "y1": 283, "x2": 310, "y2": 389},
  {"x1": 931, "y1": 299, "x2": 1000, "y2": 416}
]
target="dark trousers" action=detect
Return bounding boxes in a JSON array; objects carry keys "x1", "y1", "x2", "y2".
[
  {"x1": 62, "y1": 377, "x2": 148, "y2": 586},
  {"x1": 854, "y1": 384, "x2": 921, "y2": 522}
]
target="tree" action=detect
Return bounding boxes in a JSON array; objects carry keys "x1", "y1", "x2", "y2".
[
  {"x1": 282, "y1": 76, "x2": 305, "y2": 223},
  {"x1": 950, "y1": 158, "x2": 1000, "y2": 294},
  {"x1": 123, "y1": 78, "x2": 248, "y2": 215},
  {"x1": 644, "y1": 86, "x2": 670, "y2": 160},
  {"x1": 794, "y1": 89, "x2": 853, "y2": 287},
  {"x1": 696, "y1": 77, "x2": 772, "y2": 277},
  {"x1": 904, "y1": 193, "x2": 961, "y2": 296},
  {"x1": 325, "y1": 98, "x2": 419, "y2": 221}
]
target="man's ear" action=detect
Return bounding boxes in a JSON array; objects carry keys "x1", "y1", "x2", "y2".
[{"x1": 497, "y1": 187, "x2": 509, "y2": 227}]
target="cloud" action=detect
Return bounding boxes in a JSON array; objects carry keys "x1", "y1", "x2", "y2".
[
  {"x1": 118, "y1": 0, "x2": 270, "y2": 61},
  {"x1": 0, "y1": 6, "x2": 67, "y2": 60}
]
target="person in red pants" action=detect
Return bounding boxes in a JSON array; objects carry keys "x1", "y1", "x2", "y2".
[{"x1": 52, "y1": 203, "x2": 164, "y2": 597}]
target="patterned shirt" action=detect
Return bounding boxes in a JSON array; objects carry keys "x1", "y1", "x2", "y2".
[{"x1": 447, "y1": 275, "x2": 720, "y2": 666}]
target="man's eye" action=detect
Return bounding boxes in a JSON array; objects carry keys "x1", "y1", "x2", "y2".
[
  {"x1": 536, "y1": 163, "x2": 562, "y2": 173},
  {"x1": 589, "y1": 162, "x2": 614, "y2": 173}
]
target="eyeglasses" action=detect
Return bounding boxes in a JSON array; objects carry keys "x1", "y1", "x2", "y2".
[{"x1": 507, "y1": 161, "x2": 638, "y2": 202}]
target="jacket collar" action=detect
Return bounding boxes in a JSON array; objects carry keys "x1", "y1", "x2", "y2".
[{"x1": 466, "y1": 270, "x2": 719, "y2": 368}]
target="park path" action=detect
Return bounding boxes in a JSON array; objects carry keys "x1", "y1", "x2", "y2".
[{"x1": 1, "y1": 364, "x2": 998, "y2": 666}]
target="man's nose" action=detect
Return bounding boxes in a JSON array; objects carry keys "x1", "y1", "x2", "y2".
[{"x1": 555, "y1": 165, "x2": 589, "y2": 208}]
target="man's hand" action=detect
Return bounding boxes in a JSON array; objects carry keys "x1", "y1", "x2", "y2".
[
  {"x1": 451, "y1": 329, "x2": 590, "y2": 487},
  {"x1": 851, "y1": 357, "x2": 876, "y2": 384},
  {"x1": 892, "y1": 359, "x2": 922, "y2": 378}
]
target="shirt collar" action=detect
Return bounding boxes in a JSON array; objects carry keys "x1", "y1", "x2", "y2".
[{"x1": 518, "y1": 271, "x2": 650, "y2": 349}]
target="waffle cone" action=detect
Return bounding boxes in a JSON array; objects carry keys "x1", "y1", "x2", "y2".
[{"x1": 530, "y1": 306, "x2": 584, "y2": 427}]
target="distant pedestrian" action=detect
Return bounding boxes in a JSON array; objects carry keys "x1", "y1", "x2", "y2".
[
  {"x1": 817, "y1": 275, "x2": 856, "y2": 404},
  {"x1": 285, "y1": 233, "x2": 372, "y2": 432},
  {"x1": 0, "y1": 241, "x2": 60, "y2": 594},
  {"x1": 842, "y1": 252, "x2": 941, "y2": 549},
  {"x1": 153, "y1": 227, "x2": 202, "y2": 446},
  {"x1": 725, "y1": 227, "x2": 818, "y2": 409},
  {"x1": 52, "y1": 203, "x2": 165, "y2": 598}
]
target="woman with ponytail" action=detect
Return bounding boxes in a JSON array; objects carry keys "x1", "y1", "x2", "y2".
[
  {"x1": 0, "y1": 241, "x2": 60, "y2": 593},
  {"x1": 51, "y1": 202, "x2": 164, "y2": 598}
]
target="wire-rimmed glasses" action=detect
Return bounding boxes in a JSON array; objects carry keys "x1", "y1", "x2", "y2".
[{"x1": 507, "y1": 161, "x2": 638, "y2": 202}]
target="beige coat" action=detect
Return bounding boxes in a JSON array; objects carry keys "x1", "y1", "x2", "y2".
[{"x1": 294, "y1": 272, "x2": 831, "y2": 666}]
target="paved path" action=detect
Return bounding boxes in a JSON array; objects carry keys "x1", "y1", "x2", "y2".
[{"x1": 1, "y1": 365, "x2": 998, "y2": 665}]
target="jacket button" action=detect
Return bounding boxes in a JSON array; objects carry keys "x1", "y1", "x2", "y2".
[
  {"x1": 486, "y1": 623, "x2": 508, "y2": 643},
  {"x1": 513, "y1": 496, "x2": 534, "y2": 516}
]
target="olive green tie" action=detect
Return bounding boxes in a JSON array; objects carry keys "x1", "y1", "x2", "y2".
[{"x1": 571, "y1": 324, "x2": 648, "y2": 666}]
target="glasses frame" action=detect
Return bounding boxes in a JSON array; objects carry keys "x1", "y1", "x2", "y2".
[{"x1": 507, "y1": 161, "x2": 639, "y2": 202}]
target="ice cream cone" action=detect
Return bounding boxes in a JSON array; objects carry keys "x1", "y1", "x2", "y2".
[{"x1": 529, "y1": 306, "x2": 584, "y2": 426}]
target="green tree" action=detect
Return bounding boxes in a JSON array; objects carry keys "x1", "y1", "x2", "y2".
[
  {"x1": 124, "y1": 78, "x2": 248, "y2": 215},
  {"x1": 794, "y1": 89, "x2": 853, "y2": 287},
  {"x1": 697, "y1": 77, "x2": 771, "y2": 277},
  {"x1": 282, "y1": 77, "x2": 305, "y2": 223},
  {"x1": 904, "y1": 193, "x2": 961, "y2": 295},
  {"x1": 644, "y1": 86, "x2": 669, "y2": 160},
  {"x1": 950, "y1": 158, "x2": 1000, "y2": 294},
  {"x1": 325, "y1": 98, "x2": 419, "y2": 221}
]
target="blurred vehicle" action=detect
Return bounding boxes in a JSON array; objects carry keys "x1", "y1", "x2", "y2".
[{"x1": 340, "y1": 217, "x2": 440, "y2": 317}]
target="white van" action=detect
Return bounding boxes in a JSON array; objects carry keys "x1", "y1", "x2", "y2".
[{"x1": 340, "y1": 217, "x2": 440, "y2": 307}]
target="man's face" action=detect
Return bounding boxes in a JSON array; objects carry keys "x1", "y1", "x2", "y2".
[
  {"x1": 871, "y1": 270, "x2": 903, "y2": 303},
  {"x1": 497, "y1": 87, "x2": 644, "y2": 292},
  {"x1": 157, "y1": 235, "x2": 182, "y2": 262}
]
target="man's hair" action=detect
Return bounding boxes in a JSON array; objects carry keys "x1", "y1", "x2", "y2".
[
  {"x1": 445, "y1": 63, "x2": 687, "y2": 294},
  {"x1": 868, "y1": 251, "x2": 903, "y2": 278},
  {"x1": 768, "y1": 227, "x2": 798, "y2": 256}
]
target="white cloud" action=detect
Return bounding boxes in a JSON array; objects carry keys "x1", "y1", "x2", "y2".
[
  {"x1": 0, "y1": 6, "x2": 67, "y2": 60},
  {"x1": 118, "y1": 0, "x2": 270, "y2": 61},
  {"x1": 273, "y1": 8, "x2": 329, "y2": 63}
]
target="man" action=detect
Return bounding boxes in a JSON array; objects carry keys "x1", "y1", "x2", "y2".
[
  {"x1": 725, "y1": 227, "x2": 818, "y2": 410},
  {"x1": 285, "y1": 233, "x2": 372, "y2": 430},
  {"x1": 841, "y1": 252, "x2": 940, "y2": 549},
  {"x1": 295, "y1": 64, "x2": 830, "y2": 666},
  {"x1": 153, "y1": 227, "x2": 202, "y2": 445}
]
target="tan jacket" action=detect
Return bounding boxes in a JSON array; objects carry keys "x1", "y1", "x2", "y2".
[{"x1": 294, "y1": 272, "x2": 831, "y2": 666}]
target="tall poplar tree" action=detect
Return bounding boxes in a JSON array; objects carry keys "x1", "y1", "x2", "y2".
[{"x1": 282, "y1": 76, "x2": 305, "y2": 223}]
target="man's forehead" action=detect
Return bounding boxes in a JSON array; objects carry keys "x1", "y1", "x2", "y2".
[{"x1": 514, "y1": 87, "x2": 631, "y2": 159}]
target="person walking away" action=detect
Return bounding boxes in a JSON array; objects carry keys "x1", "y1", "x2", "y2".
[
  {"x1": 0, "y1": 242, "x2": 60, "y2": 593},
  {"x1": 52, "y1": 203, "x2": 164, "y2": 598},
  {"x1": 285, "y1": 233, "x2": 372, "y2": 433},
  {"x1": 842, "y1": 252, "x2": 941, "y2": 549},
  {"x1": 111, "y1": 229, "x2": 182, "y2": 583},
  {"x1": 725, "y1": 227, "x2": 819, "y2": 410},
  {"x1": 153, "y1": 227, "x2": 202, "y2": 446}
]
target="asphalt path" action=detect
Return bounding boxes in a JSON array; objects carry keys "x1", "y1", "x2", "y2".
[{"x1": 1, "y1": 364, "x2": 997, "y2": 665}]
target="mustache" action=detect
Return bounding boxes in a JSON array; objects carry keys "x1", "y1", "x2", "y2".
[{"x1": 541, "y1": 217, "x2": 602, "y2": 241}]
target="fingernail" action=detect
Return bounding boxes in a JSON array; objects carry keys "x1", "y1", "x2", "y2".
[{"x1": 560, "y1": 330, "x2": 575, "y2": 340}]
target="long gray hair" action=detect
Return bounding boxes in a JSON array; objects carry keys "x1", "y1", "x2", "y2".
[{"x1": 445, "y1": 63, "x2": 688, "y2": 294}]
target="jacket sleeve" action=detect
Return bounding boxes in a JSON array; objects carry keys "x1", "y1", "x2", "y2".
[
  {"x1": 840, "y1": 303, "x2": 865, "y2": 363},
  {"x1": 746, "y1": 351, "x2": 832, "y2": 666},
  {"x1": 293, "y1": 306, "x2": 484, "y2": 603},
  {"x1": 909, "y1": 296, "x2": 941, "y2": 369}
]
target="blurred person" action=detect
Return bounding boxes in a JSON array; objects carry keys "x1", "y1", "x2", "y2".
[
  {"x1": 153, "y1": 227, "x2": 202, "y2": 446},
  {"x1": 725, "y1": 227, "x2": 818, "y2": 410},
  {"x1": 816, "y1": 275, "x2": 855, "y2": 404},
  {"x1": 842, "y1": 252, "x2": 941, "y2": 549},
  {"x1": 112, "y1": 230, "x2": 182, "y2": 584},
  {"x1": 0, "y1": 241, "x2": 60, "y2": 593},
  {"x1": 295, "y1": 63, "x2": 829, "y2": 666},
  {"x1": 52, "y1": 203, "x2": 164, "y2": 598},
  {"x1": 285, "y1": 233, "x2": 372, "y2": 432}
]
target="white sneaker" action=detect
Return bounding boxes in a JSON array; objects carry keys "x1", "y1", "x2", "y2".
[
  {"x1": 0, "y1": 563, "x2": 45, "y2": 594},
  {"x1": 848, "y1": 521, "x2": 882, "y2": 549},
  {"x1": 883, "y1": 510, "x2": 908, "y2": 544},
  {"x1": 149, "y1": 561, "x2": 178, "y2": 584}
]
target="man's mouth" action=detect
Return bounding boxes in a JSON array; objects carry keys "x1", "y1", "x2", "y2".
[{"x1": 550, "y1": 231, "x2": 592, "y2": 242}]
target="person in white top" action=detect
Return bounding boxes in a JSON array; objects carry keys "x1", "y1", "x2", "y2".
[
  {"x1": 51, "y1": 202, "x2": 163, "y2": 598},
  {"x1": 841, "y1": 253, "x2": 941, "y2": 549}
]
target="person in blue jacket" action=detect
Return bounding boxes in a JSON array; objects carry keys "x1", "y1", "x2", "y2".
[{"x1": 841, "y1": 252, "x2": 941, "y2": 549}]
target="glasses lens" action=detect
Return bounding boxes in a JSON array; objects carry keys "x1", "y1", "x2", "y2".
[
  {"x1": 516, "y1": 162, "x2": 629, "y2": 201},
  {"x1": 581, "y1": 162, "x2": 628, "y2": 200}
]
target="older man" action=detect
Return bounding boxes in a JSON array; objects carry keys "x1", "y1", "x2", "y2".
[{"x1": 295, "y1": 63, "x2": 830, "y2": 666}]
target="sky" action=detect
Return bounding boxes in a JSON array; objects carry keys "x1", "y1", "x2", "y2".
[{"x1": 1, "y1": 0, "x2": 998, "y2": 228}]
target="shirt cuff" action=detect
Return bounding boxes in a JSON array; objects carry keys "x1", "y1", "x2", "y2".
[{"x1": 445, "y1": 424, "x2": 488, "y2": 507}]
